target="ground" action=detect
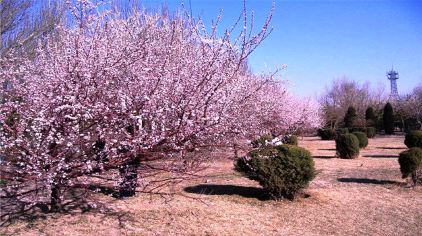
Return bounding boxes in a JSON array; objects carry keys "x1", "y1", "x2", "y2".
[{"x1": 1, "y1": 135, "x2": 421, "y2": 236}]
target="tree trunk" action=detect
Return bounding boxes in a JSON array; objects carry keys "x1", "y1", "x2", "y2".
[
  {"x1": 119, "y1": 157, "x2": 140, "y2": 197},
  {"x1": 50, "y1": 183, "x2": 61, "y2": 211}
]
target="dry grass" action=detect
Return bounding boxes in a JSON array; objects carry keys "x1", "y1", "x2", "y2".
[{"x1": 1, "y1": 135, "x2": 421, "y2": 236}]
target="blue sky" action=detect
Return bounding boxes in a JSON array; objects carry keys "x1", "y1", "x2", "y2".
[{"x1": 137, "y1": 0, "x2": 421, "y2": 98}]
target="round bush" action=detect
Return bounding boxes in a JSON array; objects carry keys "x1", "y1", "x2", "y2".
[
  {"x1": 366, "y1": 127, "x2": 376, "y2": 138},
  {"x1": 337, "y1": 128, "x2": 349, "y2": 135},
  {"x1": 282, "y1": 135, "x2": 298, "y2": 145},
  {"x1": 404, "y1": 130, "x2": 422, "y2": 148},
  {"x1": 398, "y1": 148, "x2": 422, "y2": 185},
  {"x1": 350, "y1": 127, "x2": 365, "y2": 133},
  {"x1": 251, "y1": 133, "x2": 274, "y2": 148},
  {"x1": 317, "y1": 129, "x2": 337, "y2": 140},
  {"x1": 352, "y1": 131, "x2": 368, "y2": 148},
  {"x1": 235, "y1": 145, "x2": 315, "y2": 200},
  {"x1": 335, "y1": 134, "x2": 360, "y2": 159},
  {"x1": 404, "y1": 118, "x2": 421, "y2": 132}
]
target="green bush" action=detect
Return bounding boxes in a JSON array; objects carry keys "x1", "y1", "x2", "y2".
[
  {"x1": 383, "y1": 102, "x2": 394, "y2": 134},
  {"x1": 350, "y1": 127, "x2": 365, "y2": 133},
  {"x1": 251, "y1": 133, "x2": 273, "y2": 148},
  {"x1": 366, "y1": 127, "x2": 376, "y2": 138},
  {"x1": 344, "y1": 106, "x2": 357, "y2": 128},
  {"x1": 337, "y1": 128, "x2": 349, "y2": 135},
  {"x1": 335, "y1": 134, "x2": 360, "y2": 159},
  {"x1": 235, "y1": 145, "x2": 315, "y2": 200},
  {"x1": 352, "y1": 131, "x2": 368, "y2": 148},
  {"x1": 404, "y1": 130, "x2": 422, "y2": 148},
  {"x1": 365, "y1": 107, "x2": 377, "y2": 122},
  {"x1": 282, "y1": 135, "x2": 298, "y2": 145},
  {"x1": 398, "y1": 148, "x2": 422, "y2": 185},
  {"x1": 404, "y1": 118, "x2": 421, "y2": 132},
  {"x1": 317, "y1": 129, "x2": 337, "y2": 140}
]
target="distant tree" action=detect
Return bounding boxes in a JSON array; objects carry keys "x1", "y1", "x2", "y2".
[
  {"x1": 383, "y1": 102, "x2": 395, "y2": 134},
  {"x1": 365, "y1": 106, "x2": 377, "y2": 127},
  {"x1": 344, "y1": 106, "x2": 357, "y2": 128},
  {"x1": 319, "y1": 78, "x2": 385, "y2": 129},
  {"x1": 395, "y1": 85, "x2": 422, "y2": 131},
  {"x1": 0, "y1": 0, "x2": 64, "y2": 57}
]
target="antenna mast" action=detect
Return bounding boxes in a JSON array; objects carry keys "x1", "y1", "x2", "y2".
[{"x1": 386, "y1": 68, "x2": 399, "y2": 101}]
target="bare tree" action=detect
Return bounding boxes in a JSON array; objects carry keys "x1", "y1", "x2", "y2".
[
  {"x1": 395, "y1": 85, "x2": 422, "y2": 130},
  {"x1": 319, "y1": 78, "x2": 386, "y2": 128},
  {"x1": 1, "y1": 0, "x2": 64, "y2": 57}
]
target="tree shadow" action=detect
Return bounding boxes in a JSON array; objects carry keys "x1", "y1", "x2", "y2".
[
  {"x1": 363, "y1": 154, "x2": 398, "y2": 158},
  {"x1": 313, "y1": 155, "x2": 336, "y2": 159},
  {"x1": 86, "y1": 184, "x2": 120, "y2": 198},
  {"x1": 376, "y1": 147, "x2": 406, "y2": 150},
  {"x1": 184, "y1": 184, "x2": 270, "y2": 200},
  {"x1": 318, "y1": 148, "x2": 336, "y2": 151},
  {"x1": 0, "y1": 186, "x2": 119, "y2": 227},
  {"x1": 337, "y1": 178, "x2": 401, "y2": 185}
]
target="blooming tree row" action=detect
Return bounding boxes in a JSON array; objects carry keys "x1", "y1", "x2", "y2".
[{"x1": 0, "y1": 0, "x2": 320, "y2": 214}]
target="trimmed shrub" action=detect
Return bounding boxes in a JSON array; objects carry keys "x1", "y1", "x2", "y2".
[
  {"x1": 251, "y1": 133, "x2": 273, "y2": 148},
  {"x1": 337, "y1": 128, "x2": 349, "y2": 135},
  {"x1": 366, "y1": 127, "x2": 376, "y2": 138},
  {"x1": 404, "y1": 130, "x2": 422, "y2": 148},
  {"x1": 282, "y1": 135, "x2": 298, "y2": 145},
  {"x1": 235, "y1": 145, "x2": 315, "y2": 200},
  {"x1": 365, "y1": 107, "x2": 377, "y2": 121},
  {"x1": 350, "y1": 127, "x2": 365, "y2": 133},
  {"x1": 335, "y1": 134, "x2": 360, "y2": 159},
  {"x1": 317, "y1": 129, "x2": 337, "y2": 140},
  {"x1": 404, "y1": 118, "x2": 421, "y2": 132},
  {"x1": 398, "y1": 148, "x2": 422, "y2": 185},
  {"x1": 365, "y1": 107, "x2": 377, "y2": 126},
  {"x1": 383, "y1": 102, "x2": 394, "y2": 134},
  {"x1": 352, "y1": 131, "x2": 368, "y2": 148},
  {"x1": 344, "y1": 106, "x2": 357, "y2": 128}
]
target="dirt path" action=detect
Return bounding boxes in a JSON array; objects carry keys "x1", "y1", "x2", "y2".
[{"x1": 1, "y1": 135, "x2": 421, "y2": 236}]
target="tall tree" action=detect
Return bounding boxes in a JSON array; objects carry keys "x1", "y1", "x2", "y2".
[
  {"x1": 344, "y1": 106, "x2": 357, "y2": 128},
  {"x1": 0, "y1": 0, "x2": 64, "y2": 57},
  {"x1": 0, "y1": 1, "x2": 318, "y2": 212},
  {"x1": 319, "y1": 78, "x2": 385, "y2": 128},
  {"x1": 383, "y1": 102, "x2": 395, "y2": 134},
  {"x1": 365, "y1": 106, "x2": 377, "y2": 126}
]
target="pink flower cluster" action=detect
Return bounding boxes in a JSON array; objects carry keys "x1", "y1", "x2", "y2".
[{"x1": 0, "y1": 1, "x2": 320, "y2": 209}]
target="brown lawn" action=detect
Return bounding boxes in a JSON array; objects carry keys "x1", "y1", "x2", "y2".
[{"x1": 1, "y1": 135, "x2": 421, "y2": 236}]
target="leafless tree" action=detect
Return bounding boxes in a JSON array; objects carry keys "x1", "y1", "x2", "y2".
[
  {"x1": 1, "y1": 0, "x2": 64, "y2": 57},
  {"x1": 319, "y1": 77, "x2": 386, "y2": 128}
]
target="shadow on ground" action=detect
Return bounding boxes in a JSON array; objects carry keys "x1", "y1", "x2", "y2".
[
  {"x1": 313, "y1": 155, "x2": 336, "y2": 159},
  {"x1": 0, "y1": 186, "x2": 120, "y2": 227},
  {"x1": 363, "y1": 154, "x2": 398, "y2": 158},
  {"x1": 337, "y1": 178, "x2": 401, "y2": 185},
  {"x1": 184, "y1": 184, "x2": 270, "y2": 200},
  {"x1": 376, "y1": 146, "x2": 406, "y2": 150},
  {"x1": 318, "y1": 148, "x2": 336, "y2": 151}
]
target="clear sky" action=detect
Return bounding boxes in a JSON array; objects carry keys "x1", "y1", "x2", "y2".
[{"x1": 134, "y1": 1, "x2": 421, "y2": 97}]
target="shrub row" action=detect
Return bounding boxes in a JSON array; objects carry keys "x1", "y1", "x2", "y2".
[
  {"x1": 318, "y1": 127, "x2": 376, "y2": 141},
  {"x1": 317, "y1": 129, "x2": 337, "y2": 140}
]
